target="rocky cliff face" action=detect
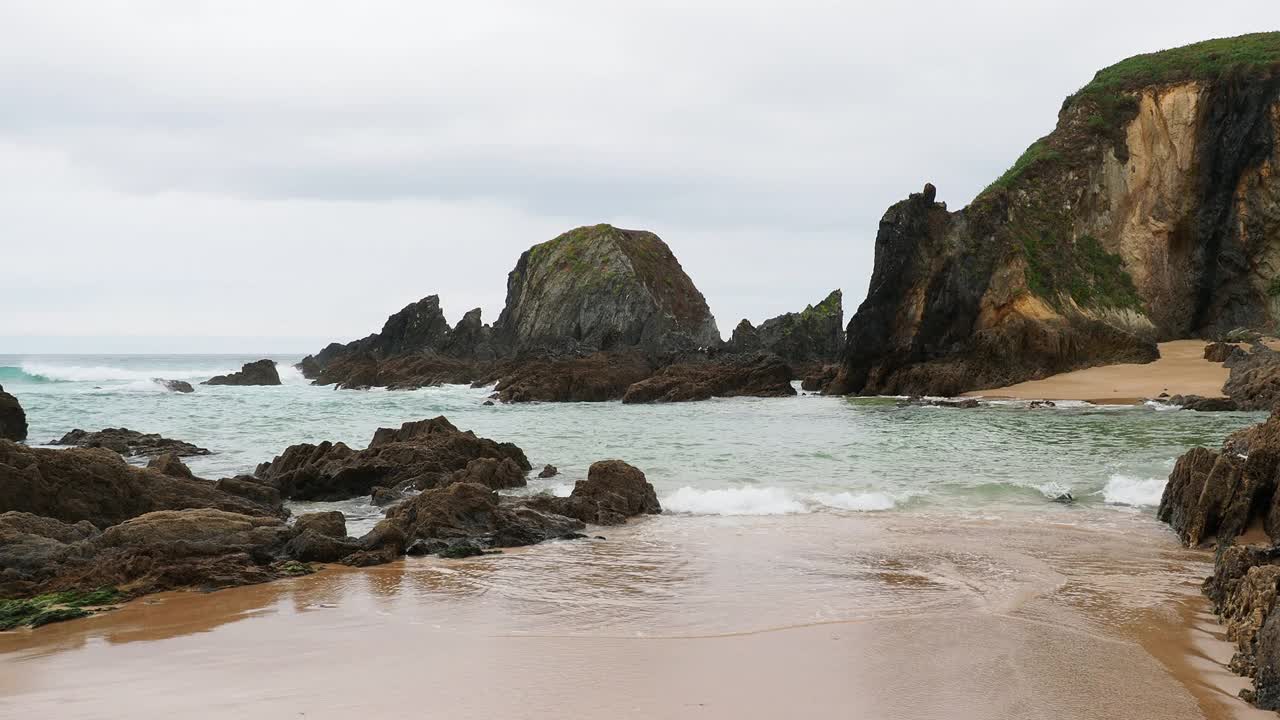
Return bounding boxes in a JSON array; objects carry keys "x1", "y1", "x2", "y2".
[
  {"x1": 494, "y1": 224, "x2": 721, "y2": 356},
  {"x1": 835, "y1": 34, "x2": 1280, "y2": 396},
  {"x1": 728, "y1": 290, "x2": 844, "y2": 366}
]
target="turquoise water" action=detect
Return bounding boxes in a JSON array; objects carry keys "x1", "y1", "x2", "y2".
[{"x1": 0, "y1": 354, "x2": 1262, "y2": 532}]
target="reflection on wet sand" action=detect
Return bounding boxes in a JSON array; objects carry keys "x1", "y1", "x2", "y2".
[{"x1": 0, "y1": 510, "x2": 1264, "y2": 719}]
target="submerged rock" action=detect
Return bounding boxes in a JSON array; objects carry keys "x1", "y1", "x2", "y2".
[
  {"x1": 153, "y1": 378, "x2": 195, "y2": 393},
  {"x1": 538, "y1": 464, "x2": 559, "y2": 479},
  {"x1": 51, "y1": 427, "x2": 211, "y2": 458},
  {"x1": 0, "y1": 385, "x2": 28, "y2": 442},
  {"x1": 204, "y1": 359, "x2": 281, "y2": 386},
  {"x1": 1166, "y1": 394, "x2": 1239, "y2": 411}
]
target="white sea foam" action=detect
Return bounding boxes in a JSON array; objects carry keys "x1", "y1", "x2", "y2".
[
  {"x1": 1101, "y1": 474, "x2": 1166, "y2": 506},
  {"x1": 277, "y1": 364, "x2": 308, "y2": 385},
  {"x1": 810, "y1": 491, "x2": 897, "y2": 511},
  {"x1": 661, "y1": 486, "x2": 898, "y2": 515},
  {"x1": 19, "y1": 362, "x2": 234, "y2": 383}
]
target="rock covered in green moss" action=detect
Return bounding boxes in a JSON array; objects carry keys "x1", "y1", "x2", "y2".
[{"x1": 0, "y1": 587, "x2": 122, "y2": 630}]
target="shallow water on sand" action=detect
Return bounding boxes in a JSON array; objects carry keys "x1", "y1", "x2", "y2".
[{"x1": 0, "y1": 354, "x2": 1269, "y2": 718}]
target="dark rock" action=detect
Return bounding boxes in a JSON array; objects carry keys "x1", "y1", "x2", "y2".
[
  {"x1": 370, "y1": 486, "x2": 404, "y2": 506},
  {"x1": 728, "y1": 291, "x2": 845, "y2": 366},
  {"x1": 284, "y1": 529, "x2": 361, "y2": 563},
  {"x1": 544, "y1": 460, "x2": 661, "y2": 526},
  {"x1": 1224, "y1": 343, "x2": 1280, "y2": 410},
  {"x1": 487, "y1": 352, "x2": 654, "y2": 403},
  {"x1": 153, "y1": 378, "x2": 194, "y2": 393},
  {"x1": 437, "y1": 542, "x2": 486, "y2": 559},
  {"x1": 214, "y1": 476, "x2": 284, "y2": 512},
  {"x1": 146, "y1": 453, "x2": 193, "y2": 478},
  {"x1": 1029, "y1": 400, "x2": 1057, "y2": 408},
  {"x1": 621, "y1": 352, "x2": 796, "y2": 403},
  {"x1": 538, "y1": 464, "x2": 559, "y2": 479},
  {"x1": 1168, "y1": 394, "x2": 1239, "y2": 411},
  {"x1": 383, "y1": 482, "x2": 584, "y2": 549},
  {"x1": 802, "y1": 365, "x2": 840, "y2": 393},
  {"x1": 203, "y1": 359, "x2": 282, "y2": 386},
  {"x1": 1206, "y1": 342, "x2": 1236, "y2": 363},
  {"x1": 0, "y1": 440, "x2": 278, "y2": 529},
  {"x1": 51, "y1": 427, "x2": 211, "y2": 458},
  {"x1": 0, "y1": 512, "x2": 99, "y2": 595},
  {"x1": 0, "y1": 385, "x2": 28, "y2": 442},
  {"x1": 293, "y1": 511, "x2": 346, "y2": 539},
  {"x1": 446, "y1": 457, "x2": 527, "y2": 490},
  {"x1": 482, "y1": 400, "x2": 495, "y2": 406}
]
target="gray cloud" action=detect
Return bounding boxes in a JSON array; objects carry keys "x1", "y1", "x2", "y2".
[{"x1": 1, "y1": 0, "x2": 1275, "y2": 350}]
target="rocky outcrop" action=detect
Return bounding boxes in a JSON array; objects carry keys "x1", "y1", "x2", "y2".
[
  {"x1": 0, "y1": 384, "x2": 28, "y2": 442},
  {"x1": 51, "y1": 427, "x2": 211, "y2": 458},
  {"x1": 254, "y1": 416, "x2": 530, "y2": 501},
  {"x1": 147, "y1": 453, "x2": 194, "y2": 478},
  {"x1": 728, "y1": 290, "x2": 844, "y2": 367},
  {"x1": 445, "y1": 457, "x2": 528, "y2": 490},
  {"x1": 834, "y1": 34, "x2": 1280, "y2": 396},
  {"x1": 494, "y1": 224, "x2": 721, "y2": 356},
  {"x1": 1224, "y1": 342, "x2": 1280, "y2": 410},
  {"x1": 485, "y1": 352, "x2": 654, "y2": 403},
  {"x1": 203, "y1": 359, "x2": 281, "y2": 386},
  {"x1": 301, "y1": 225, "x2": 732, "y2": 400},
  {"x1": 621, "y1": 352, "x2": 796, "y2": 403},
  {"x1": 153, "y1": 378, "x2": 194, "y2": 393},
  {"x1": 540, "y1": 459, "x2": 662, "y2": 525},
  {"x1": 0, "y1": 440, "x2": 278, "y2": 529},
  {"x1": 382, "y1": 482, "x2": 584, "y2": 552},
  {"x1": 1205, "y1": 342, "x2": 1236, "y2": 363}
]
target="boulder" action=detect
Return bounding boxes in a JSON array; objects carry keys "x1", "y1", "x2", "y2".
[
  {"x1": 801, "y1": 365, "x2": 840, "y2": 393},
  {"x1": 51, "y1": 427, "x2": 211, "y2": 458},
  {"x1": 1224, "y1": 343, "x2": 1280, "y2": 410},
  {"x1": 383, "y1": 482, "x2": 584, "y2": 550},
  {"x1": 254, "y1": 417, "x2": 531, "y2": 501},
  {"x1": 203, "y1": 359, "x2": 282, "y2": 386},
  {"x1": 1206, "y1": 342, "x2": 1236, "y2": 363},
  {"x1": 147, "y1": 453, "x2": 193, "y2": 478},
  {"x1": 538, "y1": 464, "x2": 559, "y2": 479},
  {"x1": 0, "y1": 440, "x2": 279, "y2": 529},
  {"x1": 370, "y1": 486, "x2": 404, "y2": 506},
  {"x1": 214, "y1": 475, "x2": 284, "y2": 512},
  {"x1": 153, "y1": 378, "x2": 195, "y2": 393},
  {"x1": 293, "y1": 511, "x2": 347, "y2": 538},
  {"x1": 621, "y1": 352, "x2": 796, "y2": 403},
  {"x1": 543, "y1": 459, "x2": 661, "y2": 525},
  {"x1": 446, "y1": 457, "x2": 527, "y2": 490},
  {"x1": 1167, "y1": 394, "x2": 1239, "y2": 411},
  {"x1": 0, "y1": 385, "x2": 29, "y2": 441},
  {"x1": 0, "y1": 512, "x2": 99, "y2": 595}
]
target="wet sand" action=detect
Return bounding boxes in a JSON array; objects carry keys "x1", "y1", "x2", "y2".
[
  {"x1": 0, "y1": 510, "x2": 1265, "y2": 719},
  {"x1": 969, "y1": 339, "x2": 1229, "y2": 403}
]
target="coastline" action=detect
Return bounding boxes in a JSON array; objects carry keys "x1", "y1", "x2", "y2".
[
  {"x1": 966, "y1": 340, "x2": 1230, "y2": 404},
  {"x1": 0, "y1": 510, "x2": 1264, "y2": 719}
]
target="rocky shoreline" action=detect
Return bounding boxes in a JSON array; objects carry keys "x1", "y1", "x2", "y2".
[{"x1": 0, "y1": 416, "x2": 661, "y2": 628}]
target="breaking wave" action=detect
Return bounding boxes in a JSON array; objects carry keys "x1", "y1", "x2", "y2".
[
  {"x1": 1101, "y1": 474, "x2": 1166, "y2": 507},
  {"x1": 8, "y1": 362, "x2": 236, "y2": 384}
]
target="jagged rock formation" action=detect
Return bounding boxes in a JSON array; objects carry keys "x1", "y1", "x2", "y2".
[
  {"x1": 1224, "y1": 342, "x2": 1280, "y2": 410},
  {"x1": 204, "y1": 359, "x2": 281, "y2": 386},
  {"x1": 51, "y1": 428, "x2": 211, "y2": 458},
  {"x1": 0, "y1": 384, "x2": 27, "y2": 441},
  {"x1": 296, "y1": 225, "x2": 799, "y2": 402},
  {"x1": 835, "y1": 33, "x2": 1280, "y2": 396},
  {"x1": 728, "y1": 290, "x2": 844, "y2": 367},
  {"x1": 253, "y1": 416, "x2": 531, "y2": 501}
]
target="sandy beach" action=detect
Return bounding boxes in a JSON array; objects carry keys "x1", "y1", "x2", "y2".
[
  {"x1": 0, "y1": 510, "x2": 1266, "y2": 720},
  {"x1": 968, "y1": 340, "x2": 1232, "y2": 404}
]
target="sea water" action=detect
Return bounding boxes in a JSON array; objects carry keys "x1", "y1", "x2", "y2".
[{"x1": 0, "y1": 353, "x2": 1261, "y2": 534}]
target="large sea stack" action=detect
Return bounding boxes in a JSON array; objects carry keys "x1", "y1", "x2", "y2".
[{"x1": 833, "y1": 34, "x2": 1280, "y2": 396}]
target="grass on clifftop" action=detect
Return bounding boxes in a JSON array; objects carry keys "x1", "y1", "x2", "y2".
[{"x1": 0, "y1": 587, "x2": 122, "y2": 630}]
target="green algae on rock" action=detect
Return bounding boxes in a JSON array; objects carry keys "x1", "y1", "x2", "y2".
[{"x1": 0, "y1": 587, "x2": 122, "y2": 630}]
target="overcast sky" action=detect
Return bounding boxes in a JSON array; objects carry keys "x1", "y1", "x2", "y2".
[{"x1": 1, "y1": 1, "x2": 1275, "y2": 353}]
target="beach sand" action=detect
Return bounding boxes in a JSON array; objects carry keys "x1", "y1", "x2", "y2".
[
  {"x1": 0, "y1": 511, "x2": 1266, "y2": 719},
  {"x1": 968, "y1": 339, "x2": 1231, "y2": 404}
]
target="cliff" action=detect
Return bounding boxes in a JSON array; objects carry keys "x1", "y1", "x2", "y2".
[{"x1": 834, "y1": 33, "x2": 1280, "y2": 396}]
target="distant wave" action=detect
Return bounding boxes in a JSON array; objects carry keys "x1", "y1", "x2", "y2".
[
  {"x1": 660, "y1": 486, "x2": 898, "y2": 515},
  {"x1": 8, "y1": 362, "x2": 236, "y2": 383},
  {"x1": 1101, "y1": 474, "x2": 1166, "y2": 507}
]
